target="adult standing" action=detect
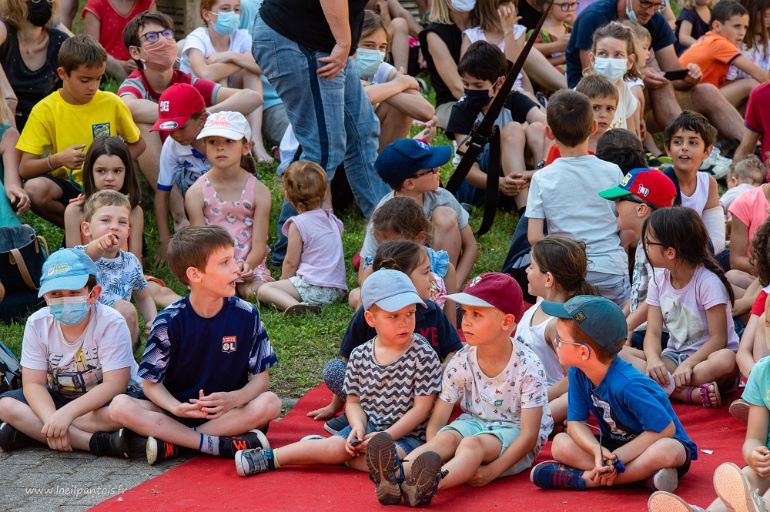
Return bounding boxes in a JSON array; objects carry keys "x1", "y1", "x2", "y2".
[
  {"x1": 0, "y1": 0, "x2": 68, "y2": 131},
  {"x1": 565, "y1": 0, "x2": 745, "y2": 142},
  {"x1": 252, "y1": 0, "x2": 390, "y2": 264}
]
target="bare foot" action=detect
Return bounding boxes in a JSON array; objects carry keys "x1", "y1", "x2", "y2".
[{"x1": 253, "y1": 145, "x2": 275, "y2": 164}]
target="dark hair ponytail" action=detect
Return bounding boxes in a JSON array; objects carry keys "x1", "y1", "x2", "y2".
[
  {"x1": 373, "y1": 240, "x2": 424, "y2": 275},
  {"x1": 531, "y1": 235, "x2": 597, "y2": 298}
]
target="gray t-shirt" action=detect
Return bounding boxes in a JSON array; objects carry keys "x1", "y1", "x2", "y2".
[
  {"x1": 360, "y1": 188, "x2": 470, "y2": 259},
  {"x1": 526, "y1": 155, "x2": 627, "y2": 276}
]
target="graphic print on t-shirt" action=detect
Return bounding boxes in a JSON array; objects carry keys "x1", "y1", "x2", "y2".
[
  {"x1": 661, "y1": 294, "x2": 705, "y2": 351},
  {"x1": 591, "y1": 393, "x2": 634, "y2": 442},
  {"x1": 48, "y1": 343, "x2": 103, "y2": 397}
]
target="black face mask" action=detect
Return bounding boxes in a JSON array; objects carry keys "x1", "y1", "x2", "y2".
[{"x1": 27, "y1": 1, "x2": 52, "y2": 27}]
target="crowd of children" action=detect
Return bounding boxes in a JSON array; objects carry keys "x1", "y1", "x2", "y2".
[{"x1": 1, "y1": 0, "x2": 770, "y2": 508}]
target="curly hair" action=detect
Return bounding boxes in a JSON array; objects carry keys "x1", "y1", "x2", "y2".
[{"x1": 371, "y1": 197, "x2": 431, "y2": 243}]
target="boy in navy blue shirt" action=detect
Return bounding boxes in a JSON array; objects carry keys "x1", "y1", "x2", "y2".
[
  {"x1": 530, "y1": 296, "x2": 696, "y2": 493},
  {"x1": 108, "y1": 226, "x2": 281, "y2": 465}
]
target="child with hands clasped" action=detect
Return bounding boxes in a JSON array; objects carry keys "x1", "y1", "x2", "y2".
[
  {"x1": 530, "y1": 295, "x2": 697, "y2": 493},
  {"x1": 185, "y1": 111, "x2": 273, "y2": 300},
  {"x1": 76, "y1": 190, "x2": 157, "y2": 351},
  {"x1": 108, "y1": 226, "x2": 281, "y2": 465},
  {"x1": 257, "y1": 161, "x2": 347, "y2": 314},
  {"x1": 0, "y1": 249, "x2": 137, "y2": 459},
  {"x1": 234, "y1": 269, "x2": 442, "y2": 501},
  {"x1": 387, "y1": 273, "x2": 553, "y2": 507},
  {"x1": 623, "y1": 207, "x2": 739, "y2": 407}
]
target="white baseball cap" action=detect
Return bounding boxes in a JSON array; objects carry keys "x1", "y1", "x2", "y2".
[{"x1": 197, "y1": 111, "x2": 251, "y2": 141}]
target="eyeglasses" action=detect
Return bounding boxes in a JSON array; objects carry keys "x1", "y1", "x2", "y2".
[
  {"x1": 414, "y1": 168, "x2": 440, "y2": 178},
  {"x1": 140, "y1": 28, "x2": 175, "y2": 44},
  {"x1": 615, "y1": 196, "x2": 657, "y2": 209},
  {"x1": 30, "y1": 0, "x2": 54, "y2": 3},
  {"x1": 553, "y1": 1, "x2": 578, "y2": 11},
  {"x1": 638, "y1": 0, "x2": 666, "y2": 12},
  {"x1": 644, "y1": 238, "x2": 666, "y2": 247},
  {"x1": 554, "y1": 332, "x2": 590, "y2": 352}
]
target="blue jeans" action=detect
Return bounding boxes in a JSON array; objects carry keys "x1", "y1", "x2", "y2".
[{"x1": 252, "y1": 17, "x2": 389, "y2": 263}]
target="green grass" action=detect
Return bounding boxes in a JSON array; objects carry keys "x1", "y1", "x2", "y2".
[{"x1": 4, "y1": 128, "x2": 517, "y2": 399}]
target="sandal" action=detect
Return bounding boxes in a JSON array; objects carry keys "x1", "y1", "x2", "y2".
[{"x1": 685, "y1": 381, "x2": 721, "y2": 408}]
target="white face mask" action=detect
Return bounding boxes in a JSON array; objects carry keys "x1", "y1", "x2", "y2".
[
  {"x1": 355, "y1": 48, "x2": 386, "y2": 78},
  {"x1": 594, "y1": 57, "x2": 628, "y2": 83},
  {"x1": 451, "y1": 0, "x2": 477, "y2": 13}
]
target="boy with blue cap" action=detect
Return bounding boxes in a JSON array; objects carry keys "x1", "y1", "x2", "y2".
[
  {"x1": 358, "y1": 138, "x2": 478, "y2": 288},
  {"x1": 235, "y1": 269, "x2": 442, "y2": 505},
  {"x1": 530, "y1": 295, "x2": 697, "y2": 494},
  {"x1": 0, "y1": 249, "x2": 136, "y2": 458}
]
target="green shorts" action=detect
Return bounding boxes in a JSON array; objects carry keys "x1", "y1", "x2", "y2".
[{"x1": 439, "y1": 414, "x2": 539, "y2": 477}]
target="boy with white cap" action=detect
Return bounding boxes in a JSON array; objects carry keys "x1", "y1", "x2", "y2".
[
  {"x1": 0, "y1": 249, "x2": 136, "y2": 458},
  {"x1": 235, "y1": 269, "x2": 442, "y2": 505}
]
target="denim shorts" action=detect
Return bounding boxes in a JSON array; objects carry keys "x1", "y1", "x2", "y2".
[
  {"x1": 439, "y1": 414, "x2": 538, "y2": 477},
  {"x1": 661, "y1": 349, "x2": 689, "y2": 366},
  {"x1": 335, "y1": 422, "x2": 422, "y2": 454}
]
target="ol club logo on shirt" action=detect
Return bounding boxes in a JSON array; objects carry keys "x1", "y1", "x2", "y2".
[{"x1": 221, "y1": 336, "x2": 237, "y2": 353}]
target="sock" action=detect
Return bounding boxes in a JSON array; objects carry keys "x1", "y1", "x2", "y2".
[
  {"x1": 199, "y1": 433, "x2": 220, "y2": 456},
  {"x1": 263, "y1": 448, "x2": 278, "y2": 470}
]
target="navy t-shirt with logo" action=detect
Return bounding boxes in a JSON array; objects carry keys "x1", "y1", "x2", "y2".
[{"x1": 138, "y1": 295, "x2": 277, "y2": 402}]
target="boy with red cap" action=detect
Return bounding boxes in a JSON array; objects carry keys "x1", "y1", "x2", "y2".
[
  {"x1": 598, "y1": 168, "x2": 677, "y2": 350},
  {"x1": 151, "y1": 83, "x2": 212, "y2": 261},
  {"x1": 376, "y1": 272, "x2": 553, "y2": 507}
]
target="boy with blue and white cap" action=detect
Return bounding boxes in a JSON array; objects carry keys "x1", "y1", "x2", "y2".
[
  {"x1": 0, "y1": 249, "x2": 136, "y2": 458},
  {"x1": 235, "y1": 269, "x2": 442, "y2": 506},
  {"x1": 530, "y1": 295, "x2": 697, "y2": 494}
]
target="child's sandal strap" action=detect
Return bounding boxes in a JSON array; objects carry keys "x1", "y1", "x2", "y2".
[{"x1": 699, "y1": 382, "x2": 721, "y2": 408}]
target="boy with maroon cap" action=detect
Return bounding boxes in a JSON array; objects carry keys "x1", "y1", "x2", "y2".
[
  {"x1": 381, "y1": 272, "x2": 553, "y2": 507},
  {"x1": 598, "y1": 168, "x2": 677, "y2": 349},
  {"x1": 151, "y1": 84, "x2": 212, "y2": 261}
]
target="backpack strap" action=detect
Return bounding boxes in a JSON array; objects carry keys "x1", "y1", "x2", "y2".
[{"x1": 9, "y1": 247, "x2": 38, "y2": 291}]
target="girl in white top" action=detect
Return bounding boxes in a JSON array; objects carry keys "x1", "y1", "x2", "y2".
[
  {"x1": 622, "y1": 207, "x2": 739, "y2": 408},
  {"x1": 180, "y1": 0, "x2": 273, "y2": 163},
  {"x1": 515, "y1": 235, "x2": 597, "y2": 425},
  {"x1": 586, "y1": 22, "x2": 640, "y2": 137}
]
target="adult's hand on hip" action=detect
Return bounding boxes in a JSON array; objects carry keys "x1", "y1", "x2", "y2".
[{"x1": 318, "y1": 42, "x2": 350, "y2": 78}]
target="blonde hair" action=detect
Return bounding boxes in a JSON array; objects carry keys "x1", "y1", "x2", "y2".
[
  {"x1": 477, "y1": 0, "x2": 503, "y2": 33},
  {"x1": 591, "y1": 21, "x2": 642, "y2": 80},
  {"x1": 83, "y1": 189, "x2": 131, "y2": 222},
  {"x1": 430, "y1": 0, "x2": 479, "y2": 25},
  {"x1": 0, "y1": 0, "x2": 57, "y2": 28},
  {"x1": 729, "y1": 155, "x2": 765, "y2": 185}
]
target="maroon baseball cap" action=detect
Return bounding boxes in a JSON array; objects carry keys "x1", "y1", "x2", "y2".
[
  {"x1": 150, "y1": 83, "x2": 205, "y2": 132},
  {"x1": 446, "y1": 272, "x2": 524, "y2": 319}
]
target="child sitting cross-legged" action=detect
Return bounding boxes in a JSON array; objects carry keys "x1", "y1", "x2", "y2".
[
  {"x1": 386, "y1": 272, "x2": 553, "y2": 507},
  {"x1": 234, "y1": 269, "x2": 443, "y2": 509},
  {"x1": 530, "y1": 295, "x2": 697, "y2": 493},
  {"x1": 108, "y1": 225, "x2": 282, "y2": 465}
]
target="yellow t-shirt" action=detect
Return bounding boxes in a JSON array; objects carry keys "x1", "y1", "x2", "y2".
[{"x1": 16, "y1": 90, "x2": 141, "y2": 186}]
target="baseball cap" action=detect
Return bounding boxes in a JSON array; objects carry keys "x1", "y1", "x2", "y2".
[
  {"x1": 362, "y1": 269, "x2": 426, "y2": 312},
  {"x1": 445, "y1": 272, "x2": 524, "y2": 319},
  {"x1": 197, "y1": 111, "x2": 252, "y2": 141},
  {"x1": 374, "y1": 139, "x2": 452, "y2": 186},
  {"x1": 598, "y1": 168, "x2": 676, "y2": 209},
  {"x1": 38, "y1": 249, "x2": 98, "y2": 298},
  {"x1": 150, "y1": 83, "x2": 206, "y2": 132},
  {"x1": 540, "y1": 295, "x2": 628, "y2": 355}
]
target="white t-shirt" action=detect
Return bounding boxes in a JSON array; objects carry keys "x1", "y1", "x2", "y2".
[
  {"x1": 646, "y1": 265, "x2": 739, "y2": 356},
  {"x1": 611, "y1": 81, "x2": 638, "y2": 130},
  {"x1": 720, "y1": 183, "x2": 755, "y2": 216},
  {"x1": 180, "y1": 27, "x2": 252, "y2": 87},
  {"x1": 513, "y1": 302, "x2": 563, "y2": 386},
  {"x1": 440, "y1": 339, "x2": 553, "y2": 445},
  {"x1": 526, "y1": 155, "x2": 627, "y2": 275},
  {"x1": 21, "y1": 303, "x2": 137, "y2": 398},
  {"x1": 158, "y1": 136, "x2": 211, "y2": 195}
]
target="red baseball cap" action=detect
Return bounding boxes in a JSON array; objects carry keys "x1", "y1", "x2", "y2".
[
  {"x1": 445, "y1": 272, "x2": 524, "y2": 319},
  {"x1": 598, "y1": 168, "x2": 676, "y2": 209},
  {"x1": 150, "y1": 83, "x2": 206, "y2": 132}
]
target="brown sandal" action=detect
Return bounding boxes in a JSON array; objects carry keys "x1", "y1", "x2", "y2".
[{"x1": 685, "y1": 381, "x2": 721, "y2": 408}]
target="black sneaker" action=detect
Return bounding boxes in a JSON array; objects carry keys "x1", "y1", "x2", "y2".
[
  {"x1": 89, "y1": 429, "x2": 130, "y2": 459},
  {"x1": 219, "y1": 429, "x2": 270, "y2": 458},
  {"x1": 0, "y1": 422, "x2": 34, "y2": 452},
  {"x1": 146, "y1": 436, "x2": 179, "y2": 465},
  {"x1": 324, "y1": 414, "x2": 349, "y2": 435},
  {"x1": 366, "y1": 432, "x2": 404, "y2": 506},
  {"x1": 401, "y1": 451, "x2": 446, "y2": 507}
]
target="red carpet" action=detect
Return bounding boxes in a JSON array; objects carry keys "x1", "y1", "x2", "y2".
[{"x1": 90, "y1": 386, "x2": 746, "y2": 512}]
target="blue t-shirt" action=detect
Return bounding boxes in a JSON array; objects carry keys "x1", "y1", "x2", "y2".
[
  {"x1": 567, "y1": 357, "x2": 697, "y2": 458},
  {"x1": 566, "y1": 0, "x2": 676, "y2": 87},
  {"x1": 138, "y1": 295, "x2": 278, "y2": 402},
  {"x1": 339, "y1": 300, "x2": 462, "y2": 361},
  {"x1": 742, "y1": 356, "x2": 770, "y2": 446}
]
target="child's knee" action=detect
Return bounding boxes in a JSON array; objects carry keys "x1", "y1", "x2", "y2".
[
  {"x1": 388, "y1": 16, "x2": 408, "y2": 35},
  {"x1": 431, "y1": 206, "x2": 459, "y2": 231},
  {"x1": 456, "y1": 434, "x2": 484, "y2": 453},
  {"x1": 250, "y1": 391, "x2": 282, "y2": 422},
  {"x1": 0, "y1": 396, "x2": 24, "y2": 422},
  {"x1": 108, "y1": 394, "x2": 137, "y2": 424},
  {"x1": 24, "y1": 178, "x2": 56, "y2": 201},
  {"x1": 502, "y1": 122, "x2": 525, "y2": 142},
  {"x1": 113, "y1": 300, "x2": 138, "y2": 326},
  {"x1": 649, "y1": 439, "x2": 686, "y2": 468},
  {"x1": 550, "y1": 432, "x2": 576, "y2": 458}
]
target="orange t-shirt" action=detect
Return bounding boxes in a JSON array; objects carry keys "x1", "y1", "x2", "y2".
[{"x1": 679, "y1": 31, "x2": 741, "y2": 87}]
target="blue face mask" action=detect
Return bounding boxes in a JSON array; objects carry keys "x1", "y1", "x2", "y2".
[
  {"x1": 463, "y1": 88, "x2": 491, "y2": 110},
  {"x1": 212, "y1": 11, "x2": 239, "y2": 36},
  {"x1": 594, "y1": 57, "x2": 628, "y2": 83},
  {"x1": 625, "y1": 0, "x2": 639, "y2": 23},
  {"x1": 48, "y1": 295, "x2": 90, "y2": 326},
  {"x1": 355, "y1": 48, "x2": 385, "y2": 78}
]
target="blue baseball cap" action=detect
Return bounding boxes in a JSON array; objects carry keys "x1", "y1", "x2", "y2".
[
  {"x1": 374, "y1": 139, "x2": 452, "y2": 186},
  {"x1": 38, "y1": 249, "x2": 98, "y2": 297},
  {"x1": 362, "y1": 269, "x2": 426, "y2": 312},
  {"x1": 540, "y1": 295, "x2": 627, "y2": 355}
]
